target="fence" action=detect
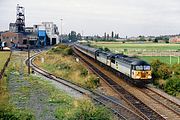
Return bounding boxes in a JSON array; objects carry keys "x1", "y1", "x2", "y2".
[{"x1": 0, "y1": 52, "x2": 12, "y2": 80}]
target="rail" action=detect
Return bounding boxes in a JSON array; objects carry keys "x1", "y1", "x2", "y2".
[
  {"x1": 73, "y1": 46, "x2": 166, "y2": 120},
  {"x1": 28, "y1": 50, "x2": 144, "y2": 120}
]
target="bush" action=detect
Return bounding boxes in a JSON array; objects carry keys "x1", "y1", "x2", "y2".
[
  {"x1": 48, "y1": 45, "x2": 73, "y2": 56},
  {"x1": 63, "y1": 47, "x2": 73, "y2": 56},
  {"x1": 85, "y1": 75, "x2": 100, "y2": 89},
  {"x1": 56, "y1": 63, "x2": 71, "y2": 70},
  {"x1": 172, "y1": 64, "x2": 180, "y2": 76},
  {"x1": 164, "y1": 77, "x2": 180, "y2": 96},
  {"x1": 104, "y1": 47, "x2": 110, "y2": 52},
  {"x1": 151, "y1": 60, "x2": 164, "y2": 79},
  {"x1": 72, "y1": 100, "x2": 112, "y2": 120},
  {"x1": 55, "y1": 100, "x2": 112, "y2": 120},
  {"x1": 158, "y1": 64, "x2": 172, "y2": 80},
  {"x1": 80, "y1": 68, "x2": 88, "y2": 77}
]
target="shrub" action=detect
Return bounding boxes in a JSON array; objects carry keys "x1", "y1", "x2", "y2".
[
  {"x1": 47, "y1": 45, "x2": 73, "y2": 56},
  {"x1": 85, "y1": 75, "x2": 100, "y2": 89},
  {"x1": 172, "y1": 64, "x2": 180, "y2": 76},
  {"x1": 80, "y1": 68, "x2": 88, "y2": 77},
  {"x1": 63, "y1": 47, "x2": 73, "y2": 56},
  {"x1": 104, "y1": 47, "x2": 110, "y2": 52},
  {"x1": 158, "y1": 64, "x2": 172, "y2": 80},
  {"x1": 72, "y1": 100, "x2": 112, "y2": 120},
  {"x1": 56, "y1": 100, "x2": 113, "y2": 120},
  {"x1": 151, "y1": 60, "x2": 165, "y2": 79},
  {"x1": 164, "y1": 77, "x2": 180, "y2": 96},
  {"x1": 56, "y1": 63, "x2": 71, "y2": 70}
]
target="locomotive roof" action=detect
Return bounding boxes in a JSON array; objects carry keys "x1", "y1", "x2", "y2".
[
  {"x1": 109, "y1": 53, "x2": 149, "y2": 65},
  {"x1": 116, "y1": 56, "x2": 150, "y2": 66},
  {"x1": 76, "y1": 44, "x2": 99, "y2": 52},
  {"x1": 131, "y1": 60, "x2": 150, "y2": 66}
]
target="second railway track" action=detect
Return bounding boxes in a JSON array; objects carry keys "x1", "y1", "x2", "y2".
[{"x1": 140, "y1": 87, "x2": 180, "y2": 117}]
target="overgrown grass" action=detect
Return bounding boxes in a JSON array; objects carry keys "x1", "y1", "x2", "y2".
[
  {"x1": 0, "y1": 51, "x2": 10, "y2": 70},
  {"x1": 0, "y1": 50, "x2": 113, "y2": 120},
  {"x1": 0, "y1": 51, "x2": 11, "y2": 107},
  {"x1": 55, "y1": 100, "x2": 113, "y2": 120},
  {"x1": 34, "y1": 45, "x2": 100, "y2": 89}
]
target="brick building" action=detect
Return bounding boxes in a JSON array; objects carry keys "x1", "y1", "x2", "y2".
[
  {"x1": 1, "y1": 32, "x2": 24, "y2": 47},
  {"x1": 169, "y1": 36, "x2": 180, "y2": 43}
]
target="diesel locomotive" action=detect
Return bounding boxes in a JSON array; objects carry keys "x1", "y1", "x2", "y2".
[{"x1": 74, "y1": 43, "x2": 152, "y2": 85}]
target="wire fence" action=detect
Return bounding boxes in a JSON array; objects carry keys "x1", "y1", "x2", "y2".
[{"x1": 0, "y1": 51, "x2": 12, "y2": 80}]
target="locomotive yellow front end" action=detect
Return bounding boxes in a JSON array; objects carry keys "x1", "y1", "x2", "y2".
[
  {"x1": 131, "y1": 65, "x2": 152, "y2": 84},
  {"x1": 132, "y1": 70, "x2": 152, "y2": 79}
]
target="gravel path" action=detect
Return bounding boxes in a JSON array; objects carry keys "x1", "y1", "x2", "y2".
[
  {"x1": 33, "y1": 72, "x2": 85, "y2": 99},
  {"x1": 7, "y1": 51, "x2": 88, "y2": 120}
]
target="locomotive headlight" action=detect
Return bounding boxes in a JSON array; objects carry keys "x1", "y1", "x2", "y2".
[
  {"x1": 148, "y1": 76, "x2": 152, "y2": 79},
  {"x1": 136, "y1": 76, "x2": 141, "y2": 79}
]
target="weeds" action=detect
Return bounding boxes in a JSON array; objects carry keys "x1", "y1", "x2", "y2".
[{"x1": 35, "y1": 45, "x2": 100, "y2": 89}]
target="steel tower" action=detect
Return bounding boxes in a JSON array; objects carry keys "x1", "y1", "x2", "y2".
[{"x1": 16, "y1": 4, "x2": 25, "y2": 32}]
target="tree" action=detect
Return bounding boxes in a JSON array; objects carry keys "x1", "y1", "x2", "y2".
[
  {"x1": 104, "y1": 32, "x2": 107, "y2": 40},
  {"x1": 107, "y1": 34, "x2": 109, "y2": 40},
  {"x1": 68, "y1": 31, "x2": 77, "y2": 42},
  {"x1": 151, "y1": 60, "x2": 164, "y2": 79},
  {"x1": 151, "y1": 60, "x2": 172, "y2": 79},
  {"x1": 116, "y1": 34, "x2": 119, "y2": 39},
  {"x1": 153, "y1": 38, "x2": 158, "y2": 43},
  {"x1": 139, "y1": 35, "x2": 145, "y2": 41},
  {"x1": 111, "y1": 31, "x2": 114, "y2": 38},
  {"x1": 77, "y1": 33, "x2": 82, "y2": 40}
]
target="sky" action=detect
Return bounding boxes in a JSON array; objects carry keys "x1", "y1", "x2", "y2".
[{"x1": 1, "y1": 0, "x2": 180, "y2": 37}]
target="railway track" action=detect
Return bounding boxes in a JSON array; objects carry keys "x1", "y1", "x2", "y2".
[
  {"x1": 73, "y1": 46, "x2": 166, "y2": 120},
  {"x1": 28, "y1": 51, "x2": 144, "y2": 120},
  {"x1": 140, "y1": 87, "x2": 180, "y2": 117}
]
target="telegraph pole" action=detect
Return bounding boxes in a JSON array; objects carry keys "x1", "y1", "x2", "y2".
[
  {"x1": 60, "y1": 19, "x2": 63, "y2": 43},
  {"x1": 28, "y1": 44, "x2": 30, "y2": 75}
]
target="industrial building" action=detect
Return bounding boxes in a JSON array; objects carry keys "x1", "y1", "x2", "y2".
[
  {"x1": 1, "y1": 32, "x2": 24, "y2": 47},
  {"x1": 42, "y1": 22, "x2": 59, "y2": 45},
  {"x1": 1, "y1": 4, "x2": 60, "y2": 48}
]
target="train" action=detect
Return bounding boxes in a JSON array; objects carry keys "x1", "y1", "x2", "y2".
[{"x1": 74, "y1": 43, "x2": 152, "y2": 86}]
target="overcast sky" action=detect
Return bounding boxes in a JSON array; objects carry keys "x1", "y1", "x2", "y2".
[{"x1": 1, "y1": 0, "x2": 180, "y2": 37}]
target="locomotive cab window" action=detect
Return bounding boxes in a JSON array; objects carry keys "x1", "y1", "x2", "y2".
[
  {"x1": 135, "y1": 66, "x2": 143, "y2": 70},
  {"x1": 144, "y1": 66, "x2": 151, "y2": 70},
  {"x1": 111, "y1": 56, "x2": 115, "y2": 64},
  {"x1": 134, "y1": 65, "x2": 151, "y2": 70}
]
